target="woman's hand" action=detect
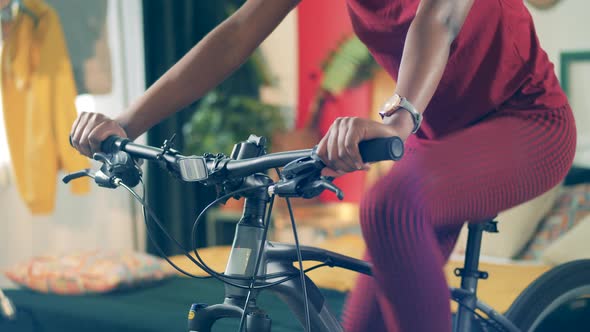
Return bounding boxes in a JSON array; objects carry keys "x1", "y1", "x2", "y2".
[
  {"x1": 316, "y1": 117, "x2": 408, "y2": 176},
  {"x1": 70, "y1": 112, "x2": 127, "y2": 157}
]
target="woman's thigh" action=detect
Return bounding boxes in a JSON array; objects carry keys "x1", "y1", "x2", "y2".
[{"x1": 361, "y1": 106, "x2": 576, "y2": 230}]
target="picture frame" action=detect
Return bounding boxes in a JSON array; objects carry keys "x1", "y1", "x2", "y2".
[
  {"x1": 560, "y1": 51, "x2": 590, "y2": 96},
  {"x1": 560, "y1": 50, "x2": 590, "y2": 168}
]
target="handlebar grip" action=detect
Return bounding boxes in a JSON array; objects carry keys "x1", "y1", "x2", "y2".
[
  {"x1": 101, "y1": 135, "x2": 124, "y2": 154},
  {"x1": 68, "y1": 134, "x2": 127, "y2": 154},
  {"x1": 358, "y1": 137, "x2": 404, "y2": 162}
]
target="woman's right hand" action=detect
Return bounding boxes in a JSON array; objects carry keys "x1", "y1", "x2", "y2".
[{"x1": 70, "y1": 112, "x2": 127, "y2": 157}]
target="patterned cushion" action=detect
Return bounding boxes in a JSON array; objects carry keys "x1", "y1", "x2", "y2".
[
  {"x1": 518, "y1": 184, "x2": 590, "y2": 260},
  {"x1": 452, "y1": 183, "x2": 561, "y2": 259},
  {"x1": 3, "y1": 251, "x2": 175, "y2": 295}
]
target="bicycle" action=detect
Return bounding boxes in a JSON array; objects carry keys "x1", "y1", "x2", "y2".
[{"x1": 64, "y1": 134, "x2": 590, "y2": 332}]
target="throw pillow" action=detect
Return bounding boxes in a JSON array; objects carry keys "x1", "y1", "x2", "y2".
[
  {"x1": 519, "y1": 183, "x2": 590, "y2": 260},
  {"x1": 452, "y1": 184, "x2": 562, "y2": 259},
  {"x1": 541, "y1": 214, "x2": 590, "y2": 265},
  {"x1": 3, "y1": 251, "x2": 175, "y2": 295}
]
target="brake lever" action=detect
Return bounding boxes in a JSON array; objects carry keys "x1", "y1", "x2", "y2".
[
  {"x1": 299, "y1": 177, "x2": 344, "y2": 200},
  {"x1": 320, "y1": 177, "x2": 344, "y2": 200},
  {"x1": 62, "y1": 168, "x2": 119, "y2": 189},
  {"x1": 62, "y1": 169, "x2": 94, "y2": 184}
]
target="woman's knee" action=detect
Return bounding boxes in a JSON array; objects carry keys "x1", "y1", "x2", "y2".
[{"x1": 360, "y1": 174, "x2": 432, "y2": 239}]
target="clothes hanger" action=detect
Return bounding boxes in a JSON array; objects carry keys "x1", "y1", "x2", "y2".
[{"x1": 0, "y1": 0, "x2": 39, "y2": 27}]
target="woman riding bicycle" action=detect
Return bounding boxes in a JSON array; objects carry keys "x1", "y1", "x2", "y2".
[{"x1": 70, "y1": 0, "x2": 576, "y2": 331}]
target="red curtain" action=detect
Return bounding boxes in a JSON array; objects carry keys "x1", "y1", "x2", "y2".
[{"x1": 297, "y1": 1, "x2": 372, "y2": 203}]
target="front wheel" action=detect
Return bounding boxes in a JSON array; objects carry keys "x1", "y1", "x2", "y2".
[{"x1": 505, "y1": 259, "x2": 590, "y2": 331}]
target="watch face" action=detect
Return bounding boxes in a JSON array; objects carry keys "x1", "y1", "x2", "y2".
[{"x1": 382, "y1": 94, "x2": 400, "y2": 112}]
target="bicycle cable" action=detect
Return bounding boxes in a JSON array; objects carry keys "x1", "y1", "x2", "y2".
[
  {"x1": 121, "y1": 179, "x2": 212, "y2": 279},
  {"x1": 119, "y1": 167, "x2": 325, "y2": 332},
  {"x1": 189, "y1": 185, "x2": 272, "y2": 282},
  {"x1": 119, "y1": 177, "x2": 327, "y2": 290},
  {"x1": 188, "y1": 183, "x2": 323, "y2": 289},
  {"x1": 120, "y1": 180, "x2": 315, "y2": 288},
  {"x1": 285, "y1": 195, "x2": 311, "y2": 332},
  {"x1": 275, "y1": 167, "x2": 311, "y2": 332}
]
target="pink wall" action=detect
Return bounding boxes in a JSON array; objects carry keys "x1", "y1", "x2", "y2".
[{"x1": 297, "y1": 1, "x2": 372, "y2": 203}]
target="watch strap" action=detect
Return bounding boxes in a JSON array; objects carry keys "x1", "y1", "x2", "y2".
[{"x1": 379, "y1": 95, "x2": 422, "y2": 134}]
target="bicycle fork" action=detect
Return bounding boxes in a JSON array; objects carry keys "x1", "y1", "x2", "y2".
[{"x1": 187, "y1": 301, "x2": 271, "y2": 332}]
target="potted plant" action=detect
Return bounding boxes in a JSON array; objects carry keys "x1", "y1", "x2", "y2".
[{"x1": 182, "y1": 90, "x2": 285, "y2": 156}]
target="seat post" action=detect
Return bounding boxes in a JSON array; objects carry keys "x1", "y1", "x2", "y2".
[
  {"x1": 462, "y1": 222, "x2": 486, "y2": 291},
  {"x1": 454, "y1": 218, "x2": 498, "y2": 332}
]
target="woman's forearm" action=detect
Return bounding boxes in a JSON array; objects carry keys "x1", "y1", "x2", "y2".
[
  {"x1": 384, "y1": 0, "x2": 474, "y2": 136},
  {"x1": 117, "y1": 20, "x2": 247, "y2": 140},
  {"x1": 117, "y1": 0, "x2": 299, "y2": 140}
]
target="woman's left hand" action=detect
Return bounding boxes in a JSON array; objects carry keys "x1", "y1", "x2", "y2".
[{"x1": 316, "y1": 117, "x2": 406, "y2": 175}]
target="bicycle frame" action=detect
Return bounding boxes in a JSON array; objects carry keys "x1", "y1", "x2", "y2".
[
  {"x1": 189, "y1": 239, "x2": 366, "y2": 332},
  {"x1": 188, "y1": 194, "x2": 522, "y2": 331}
]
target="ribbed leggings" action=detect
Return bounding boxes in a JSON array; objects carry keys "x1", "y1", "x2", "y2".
[{"x1": 342, "y1": 107, "x2": 577, "y2": 332}]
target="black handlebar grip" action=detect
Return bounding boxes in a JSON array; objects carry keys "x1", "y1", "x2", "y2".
[
  {"x1": 358, "y1": 137, "x2": 404, "y2": 162},
  {"x1": 101, "y1": 135, "x2": 122, "y2": 154}
]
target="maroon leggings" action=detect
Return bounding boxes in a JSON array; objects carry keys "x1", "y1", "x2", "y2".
[{"x1": 342, "y1": 107, "x2": 577, "y2": 332}]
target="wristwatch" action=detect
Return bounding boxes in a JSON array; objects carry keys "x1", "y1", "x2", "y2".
[{"x1": 378, "y1": 94, "x2": 422, "y2": 134}]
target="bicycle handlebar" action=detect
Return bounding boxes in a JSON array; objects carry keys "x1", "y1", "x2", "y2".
[{"x1": 101, "y1": 135, "x2": 404, "y2": 181}]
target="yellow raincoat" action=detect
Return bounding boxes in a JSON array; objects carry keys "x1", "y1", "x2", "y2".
[{"x1": 1, "y1": 0, "x2": 89, "y2": 214}]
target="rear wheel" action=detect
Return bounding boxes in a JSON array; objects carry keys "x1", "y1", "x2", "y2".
[{"x1": 505, "y1": 259, "x2": 590, "y2": 331}]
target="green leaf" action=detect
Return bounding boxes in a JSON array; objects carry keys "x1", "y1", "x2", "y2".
[{"x1": 320, "y1": 36, "x2": 377, "y2": 94}]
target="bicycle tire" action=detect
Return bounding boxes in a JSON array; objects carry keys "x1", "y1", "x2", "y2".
[{"x1": 505, "y1": 259, "x2": 590, "y2": 332}]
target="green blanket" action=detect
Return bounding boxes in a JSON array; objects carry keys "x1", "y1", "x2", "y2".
[
  {"x1": 4, "y1": 277, "x2": 588, "y2": 331},
  {"x1": 2, "y1": 277, "x2": 347, "y2": 332}
]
